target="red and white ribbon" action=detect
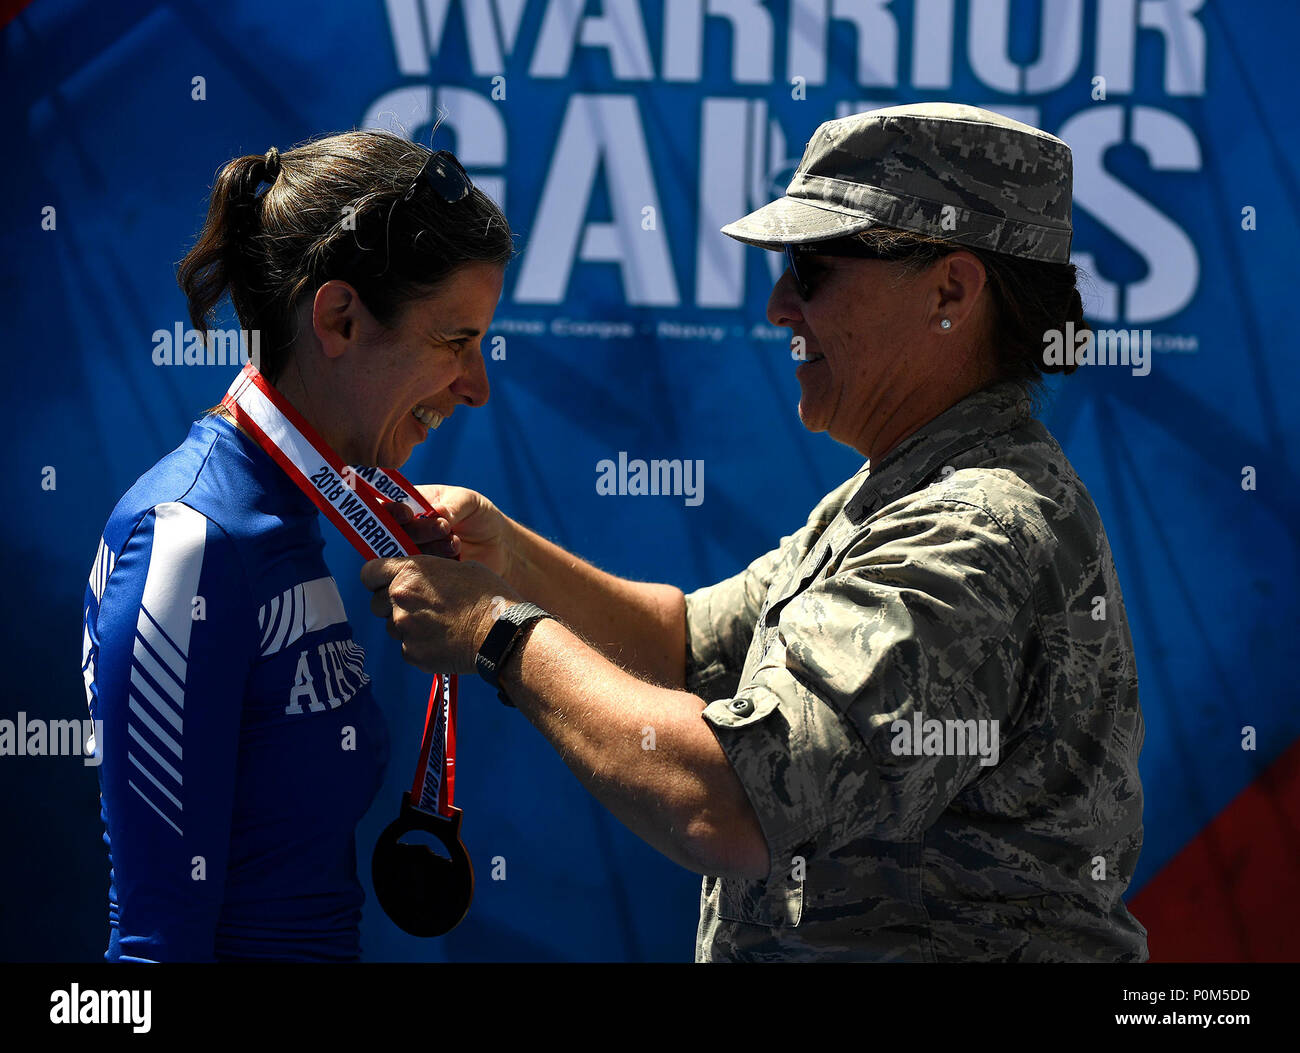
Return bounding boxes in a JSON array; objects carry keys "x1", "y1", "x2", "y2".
[{"x1": 222, "y1": 363, "x2": 458, "y2": 817}]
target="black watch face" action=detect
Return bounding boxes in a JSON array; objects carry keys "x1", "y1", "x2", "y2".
[{"x1": 477, "y1": 605, "x2": 543, "y2": 687}]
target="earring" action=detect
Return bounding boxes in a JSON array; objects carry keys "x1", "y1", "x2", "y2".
[{"x1": 940, "y1": 318, "x2": 952, "y2": 330}]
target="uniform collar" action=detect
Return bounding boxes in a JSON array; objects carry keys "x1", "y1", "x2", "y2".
[{"x1": 844, "y1": 380, "x2": 1035, "y2": 521}]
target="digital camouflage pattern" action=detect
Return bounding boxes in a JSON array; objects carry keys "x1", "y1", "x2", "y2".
[
  {"x1": 721, "y1": 102, "x2": 1074, "y2": 263},
  {"x1": 687, "y1": 381, "x2": 1147, "y2": 962}
]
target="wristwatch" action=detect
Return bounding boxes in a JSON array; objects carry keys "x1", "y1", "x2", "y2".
[{"x1": 475, "y1": 602, "x2": 552, "y2": 706}]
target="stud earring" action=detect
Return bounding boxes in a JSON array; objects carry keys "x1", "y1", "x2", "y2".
[{"x1": 940, "y1": 318, "x2": 952, "y2": 330}]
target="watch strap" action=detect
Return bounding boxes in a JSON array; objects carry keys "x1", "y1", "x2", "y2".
[{"x1": 475, "y1": 602, "x2": 551, "y2": 706}]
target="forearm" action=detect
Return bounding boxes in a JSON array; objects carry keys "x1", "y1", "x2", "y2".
[
  {"x1": 498, "y1": 616, "x2": 768, "y2": 879},
  {"x1": 501, "y1": 517, "x2": 686, "y2": 687}
]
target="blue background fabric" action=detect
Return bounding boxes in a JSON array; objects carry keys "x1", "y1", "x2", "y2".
[{"x1": 2, "y1": 0, "x2": 1297, "y2": 961}]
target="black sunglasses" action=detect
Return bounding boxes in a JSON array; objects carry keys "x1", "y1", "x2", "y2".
[
  {"x1": 402, "y1": 149, "x2": 473, "y2": 206},
  {"x1": 363, "y1": 149, "x2": 473, "y2": 277},
  {"x1": 783, "y1": 238, "x2": 906, "y2": 301}
]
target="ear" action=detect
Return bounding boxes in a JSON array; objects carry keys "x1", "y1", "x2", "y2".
[
  {"x1": 931, "y1": 251, "x2": 988, "y2": 335},
  {"x1": 311, "y1": 280, "x2": 363, "y2": 360}
]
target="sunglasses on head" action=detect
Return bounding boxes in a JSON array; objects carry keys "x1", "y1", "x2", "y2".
[
  {"x1": 402, "y1": 149, "x2": 473, "y2": 206},
  {"x1": 783, "y1": 237, "x2": 906, "y2": 301},
  {"x1": 361, "y1": 149, "x2": 472, "y2": 277}
]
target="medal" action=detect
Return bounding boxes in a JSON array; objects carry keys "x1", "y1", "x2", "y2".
[
  {"x1": 372, "y1": 793, "x2": 473, "y2": 937},
  {"x1": 221, "y1": 363, "x2": 472, "y2": 937},
  {"x1": 372, "y1": 641, "x2": 472, "y2": 936}
]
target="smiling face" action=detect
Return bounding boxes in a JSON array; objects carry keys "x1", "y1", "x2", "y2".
[
  {"x1": 767, "y1": 252, "x2": 922, "y2": 451},
  {"x1": 766, "y1": 244, "x2": 998, "y2": 462},
  {"x1": 356, "y1": 262, "x2": 506, "y2": 467},
  {"x1": 289, "y1": 262, "x2": 506, "y2": 468}
]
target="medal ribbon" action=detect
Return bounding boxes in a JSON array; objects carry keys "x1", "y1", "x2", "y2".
[{"x1": 221, "y1": 363, "x2": 457, "y2": 817}]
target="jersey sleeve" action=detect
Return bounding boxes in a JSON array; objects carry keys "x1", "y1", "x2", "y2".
[{"x1": 91, "y1": 501, "x2": 258, "y2": 962}]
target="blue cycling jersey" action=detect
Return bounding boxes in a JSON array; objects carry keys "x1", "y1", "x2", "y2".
[{"x1": 81, "y1": 413, "x2": 390, "y2": 962}]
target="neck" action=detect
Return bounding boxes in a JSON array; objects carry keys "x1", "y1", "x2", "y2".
[
  {"x1": 217, "y1": 363, "x2": 358, "y2": 463},
  {"x1": 273, "y1": 361, "x2": 356, "y2": 462},
  {"x1": 857, "y1": 354, "x2": 993, "y2": 466}
]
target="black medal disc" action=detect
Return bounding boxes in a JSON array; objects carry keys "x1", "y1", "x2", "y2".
[{"x1": 371, "y1": 792, "x2": 473, "y2": 937}]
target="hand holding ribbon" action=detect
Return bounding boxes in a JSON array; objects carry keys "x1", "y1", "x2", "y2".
[
  {"x1": 382, "y1": 500, "x2": 462, "y2": 560},
  {"x1": 400, "y1": 484, "x2": 515, "y2": 578},
  {"x1": 361, "y1": 556, "x2": 521, "y2": 676}
]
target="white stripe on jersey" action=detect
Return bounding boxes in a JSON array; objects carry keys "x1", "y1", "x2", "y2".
[
  {"x1": 126, "y1": 501, "x2": 209, "y2": 835},
  {"x1": 88, "y1": 536, "x2": 116, "y2": 604},
  {"x1": 82, "y1": 611, "x2": 96, "y2": 713},
  {"x1": 257, "y1": 576, "x2": 347, "y2": 657},
  {"x1": 85, "y1": 539, "x2": 114, "y2": 714},
  {"x1": 137, "y1": 503, "x2": 206, "y2": 658},
  {"x1": 136, "y1": 608, "x2": 186, "y2": 690},
  {"x1": 129, "y1": 780, "x2": 183, "y2": 836}
]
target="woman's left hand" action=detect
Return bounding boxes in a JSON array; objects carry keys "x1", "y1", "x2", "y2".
[{"x1": 360, "y1": 556, "x2": 521, "y2": 675}]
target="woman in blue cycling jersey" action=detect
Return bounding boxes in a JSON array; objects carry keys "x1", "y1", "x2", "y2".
[{"x1": 81, "y1": 131, "x2": 512, "y2": 961}]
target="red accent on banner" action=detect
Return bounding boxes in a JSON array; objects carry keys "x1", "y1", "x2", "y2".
[
  {"x1": 0, "y1": 0, "x2": 37, "y2": 29},
  {"x1": 1130, "y1": 734, "x2": 1300, "y2": 962}
]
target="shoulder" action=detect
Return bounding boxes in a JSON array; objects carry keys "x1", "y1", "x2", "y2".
[
  {"x1": 103, "y1": 502, "x2": 251, "y2": 619},
  {"x1": 886, "y1": 422, "x2": 1099, "y2": 580},
  {"x1": 97, "y1": 420, "x2": 261, "y2": 603},
  {"x1": 103, "y1": 415, "x2": 314, "y2": 564},
  {"x1": 101, "y1": 419, "x2": 216, "y2": 548}
]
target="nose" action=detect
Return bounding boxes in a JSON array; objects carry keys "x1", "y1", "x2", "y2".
[
  {"x1": 452, "y1": 343, "x2": 490, "y2": 408},
  {"x1": 767, "y1": 267, "x2": 805, "y2": 328}
]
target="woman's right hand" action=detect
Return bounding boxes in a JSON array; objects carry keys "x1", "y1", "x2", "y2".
[{"x1": 390, "y1": 485, "x2": 513, "y2": 579}]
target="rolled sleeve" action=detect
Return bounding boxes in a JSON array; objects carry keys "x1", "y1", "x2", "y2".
[
  {"x1": 684, "y1": 535, "x2": 805, "y2": 700},
  {"x1": 702, "y1": 495, "x2": 1036, "y2": 872},
  {"x1": 702, "y1": 680, "x2": 833, "y2": 875},
  {"x1": 685, "y1": 471, "x2": 868, "y2": 700}
]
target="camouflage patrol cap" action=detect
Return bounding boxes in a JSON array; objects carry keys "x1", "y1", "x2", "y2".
[{"x1": 722, "y1": 102, "x2": 1073, "y2": 263}]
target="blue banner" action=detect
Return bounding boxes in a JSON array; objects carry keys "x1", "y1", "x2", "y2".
[{"x1": 3, "y1": 0, "x2": 1297, "y2": 961}]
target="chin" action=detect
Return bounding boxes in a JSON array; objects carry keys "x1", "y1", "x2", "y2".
[
  {"x1": 384, "y1": 427, "x2": 425, "y2": 469},
  {"x1": 797, "y1": 401, "x2": 829, "y2": 434}
]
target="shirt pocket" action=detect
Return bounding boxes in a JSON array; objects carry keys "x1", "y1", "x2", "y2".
[
  {"x1": 716, "y1": 868, "x2": 805, "y2": 928},
  {"x1": 760, "y1": 544, "x2": 834, "y2": 631}
]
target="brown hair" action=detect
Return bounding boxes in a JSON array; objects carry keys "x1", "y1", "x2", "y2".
[
  {"x1": 178, "y1": 130, "x2": 514, "y2": 385},
  {"x1": 851, "y1": 227, "x2": 1088, "y2": 386}
]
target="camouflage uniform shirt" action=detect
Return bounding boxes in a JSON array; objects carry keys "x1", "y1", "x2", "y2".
[{"x1": 686, "y1": 381, "x2": 1148, "y2": 962}]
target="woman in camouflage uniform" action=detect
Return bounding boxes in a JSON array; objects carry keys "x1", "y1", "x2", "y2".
[{"x1": 368, "y1": 103, "x2": 1148, "y2": 962}]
